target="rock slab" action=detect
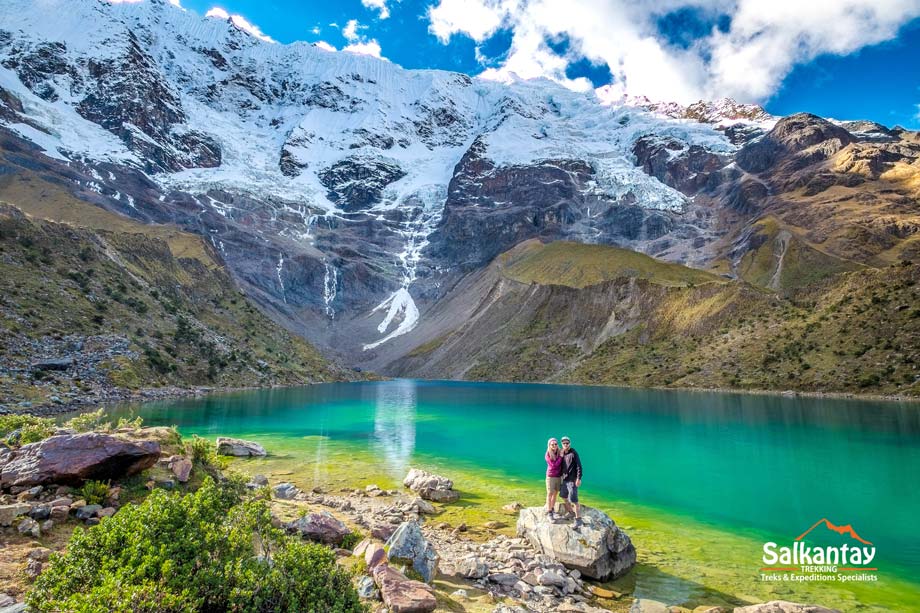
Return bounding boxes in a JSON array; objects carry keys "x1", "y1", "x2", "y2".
[
  {"x1": 372, "y1": 564, "x2": 437, "y2": 613},
  {"x1": 215, "y1": 437, "x2": 266, "y2": 457},
  {"x1": 516, "y1": 505, "x2": 636, "y2": 580},
  {"x1": 288, "y1": 512, "x2": 350, "y2": 545},
  {"x1": 385, "y1": 520, "x2": 440, "y2": 583},
  {"x1": 0, "y1": 433, "x2": 160, "y2": 487}
]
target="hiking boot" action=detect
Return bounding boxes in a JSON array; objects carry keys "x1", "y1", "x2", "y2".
[
  {"x1": 573, "y1": 517, "x2": 583, "y2": 529},
  {"x1": 547, "y1": 510, "x2": 555, "y2": 520}
]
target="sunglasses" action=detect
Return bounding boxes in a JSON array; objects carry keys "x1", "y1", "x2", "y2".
[{"x1": 562, "y1": 441, "x2": 570, "y2": 445}]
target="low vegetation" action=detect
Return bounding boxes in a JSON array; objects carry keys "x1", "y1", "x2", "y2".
[{"x1": 27, "y1": 477, "x2": 364, "y2": 613}]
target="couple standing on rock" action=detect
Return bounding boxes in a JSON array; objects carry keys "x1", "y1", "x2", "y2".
[{"x1": 545, "y1": 436, "x2": 583, "y2": 528}]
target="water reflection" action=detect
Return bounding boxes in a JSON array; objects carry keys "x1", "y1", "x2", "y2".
[{"x1": 372, "y1": 378, "x2": 417, "y2": 475}]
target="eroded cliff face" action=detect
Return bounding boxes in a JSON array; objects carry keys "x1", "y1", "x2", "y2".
[{"x1": 0, "y1": 0, "x2": 918, "y2": 378}]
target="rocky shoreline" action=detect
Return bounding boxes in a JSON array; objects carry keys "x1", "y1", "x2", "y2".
[
  {"x1": 257, "y1": 465, "x2": 841, "y2": 613},
  {"x1": 0, "y1": 427, "x2": 848, "y2": 613}
]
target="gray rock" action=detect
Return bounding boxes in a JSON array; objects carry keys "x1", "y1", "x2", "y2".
[
  {"x1": 385, "y1": 520, "x2": 439, "y2": 583},
  {"x1": 28, "y1": 505, "x2": 50, "y2": 521},
  {"x1": 488, "y1": 572, "x2": 520, "y2": 586},
  {"x1": 403, "y1": 468, "x2": 458, "y2": 503},
  {"x1": 215, "y1": 437, "x2": 266, "y2": 457},
  {"x1": 272, "y1": 482, "x2": 300, "y2": 500},
  {"x1": 0, "y1": 503, "x2": 31, "y2": 527},
  {"x1": 251, "y1": 474, "x2": 268, "y2": 486},
  {"x1": 75, "y1": 504, "x2": 102, "y2": 520},
  {"x1": 356, "y1": 575, "x2": 379, "y2": 600},
  {"x1": 0, "y1": 602, "x2": 29, "y2": 613},
  {"x1": 456, "y1": 556, "x2": 489, "y2": 579},
  {"x1": 517, "y1": 506, "x2": 636, "y2": 580},
  {"x1": 17, "y1": 518, "x2": 39, "y2": 537}
]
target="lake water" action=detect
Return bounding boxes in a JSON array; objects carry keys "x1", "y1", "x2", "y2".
[{"x1": 108, "y1": 380, "x2": 920, "y2": 611}]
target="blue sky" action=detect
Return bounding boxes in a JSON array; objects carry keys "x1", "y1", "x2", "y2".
[{"x1": 180, "y1": 0, "x2": 920, "y2": 128}]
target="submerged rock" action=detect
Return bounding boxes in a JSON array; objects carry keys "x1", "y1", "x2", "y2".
[
  {"x1": 272, "y1": 482, "x2": 300, "y2": 500},
  {"x1": 215, "y1": 437, "x2": 266, "y2": 457},
  {"x1": 0, "y1": 433, "x2": 160, "y2": 487},
  {"x1": 385, "y1": 520, "x2": 439, "y2": 583},
  {"x1": 516, "y1": 506, "x2": 636, "y2": 580},
  {"x1": 733, "y1": 602, "x2": 841, "y2": 613}
]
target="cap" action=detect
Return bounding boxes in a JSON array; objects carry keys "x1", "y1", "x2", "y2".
[
  {"x1": 561, "y1": 436, "x2": 570, "y2": 442},
  {"x1": 548, "y1": 437, "x2": 558, "y2": 445}
]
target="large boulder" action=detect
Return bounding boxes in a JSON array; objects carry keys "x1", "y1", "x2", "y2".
[
  {"x1": 0, "y1": 504, "x2": 31, "y2": 527},
  {"x1": 385, "y1": 520, "x2": 439, "y2": 583},
  {"x1": 372, "y1": 564, "x2": 437, "y2": 613},
  {"x1": 403, "y1": 468, "x2": 459, "y2": 503},
  {"x1": 0, "y1": 433, "x2": 160, "y2": 488},
  {"x1": 215, "y1": 437, "x2": 266, "y2": 457},
  {"x1": 516, "y1": 506, "x2": 636, "y2": 580},
  {"x1": 733, "y1": 602, "x2": 840, "y2": 613},
  {"x1": 287, "y1": 512, "x2": 350, "y2": 545}
]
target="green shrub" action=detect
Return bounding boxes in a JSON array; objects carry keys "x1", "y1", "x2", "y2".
[
  {"x1": 65, "y1": 409, "x2": 144, "y2": 433},
  {"x1": 80, "y1": 480, "x2": 110, "y2": 506},
  {"x1": 340, "y1": 531, "x2": 362, "y2": 551},
  {"x1": 27, "y1": 478, "x2": 364, "y2": 613},
  {"x1": 186, "y1": 435, "x2": 227, "y2": 470},
  {"x1": 65, "y1": 408, "x2": 108, "y2": 433},
  {"x1": 0, "y1": 414, "x2": 55, "y2": 446}
]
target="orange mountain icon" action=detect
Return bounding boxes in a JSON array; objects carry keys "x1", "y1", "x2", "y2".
[{"x1": 796, "y1": 518, "x2": 873, "y2": 545}]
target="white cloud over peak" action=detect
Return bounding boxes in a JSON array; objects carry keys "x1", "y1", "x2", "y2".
[
  {"x1": 314, "y1": 40, "x2": 336, "y2": 52},
  {"x1": 205, "y1": 6, "x2": 275, "y2": 43},
  {"x1": 428, "y1": 0, "x2": 920, "y2": 104},
  {"x1": 361, "y1": 0, "x2": 391, "y2": 20},
  {"x1": 344, "y1": 40, "x2": 384, "y2": 58},
  {"x1": 341, "y1": 19, "x2": 386, "y2": 59}
]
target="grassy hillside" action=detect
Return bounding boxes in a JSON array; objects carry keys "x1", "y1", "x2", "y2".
[
  {"x1": 0, "y1": 201, "x2": 359, "y2": 412},
  {"x1": 396, "y1": 239, "x2": 920, "y2": 397},
  {"x1": 502, "y1": 239, "x2": 726, "y2": 288},
  {"x1": 568, "y1": 261, "x2": 920, "y2": 395}
]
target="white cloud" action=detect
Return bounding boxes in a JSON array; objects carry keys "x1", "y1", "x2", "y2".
[
  {"x1": 206, "y1": 6, "x2": 275, "y2": 43},
  {"x1": 427, "y1": 0, "x2": 920, "y2": 104},
  {"x1": 342, "y1": 19, "x2": 364, "y2": 42},
  {"x1": 314, "y1": 40, "x2": 337, "y2": 52},
  {"x1": 361, "y1": 0, "x2": 391, "y2": 20},
  {"x1": 340, "y1": 19, "x2": 386, "y2": 59},
  {"x1": 344, "y1": 40, "x2": 384, "y2": 58}
]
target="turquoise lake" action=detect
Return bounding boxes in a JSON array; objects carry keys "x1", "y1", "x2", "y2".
[{"x1": 108, "y1": 380, "x2": 920, "y2": 610}]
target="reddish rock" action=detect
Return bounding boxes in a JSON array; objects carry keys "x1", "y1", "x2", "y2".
[
  {"x1": 0, "y1": 434, "x2": 160, "y2": 488},
  {"x1": 169, "y1": 457, "x2": 192, "y2": 483},
  {"x1": 288, "y1": 512, "x2": 350, "y2": 545},
  {"x1": 365, "y1": 543, "x2": 387, "y2": 569},
  {"x1": 372, "y1": 564, "x2": 437, "y2": 613}
]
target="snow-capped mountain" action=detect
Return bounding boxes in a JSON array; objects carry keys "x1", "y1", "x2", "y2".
[{"x1": 0, "y1": 0, "x2": 855, "y2": 369}]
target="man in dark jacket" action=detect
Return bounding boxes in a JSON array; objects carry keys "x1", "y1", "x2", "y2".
[{"x1": 559, "y1": 436, "x2": 583, "y2": 528}]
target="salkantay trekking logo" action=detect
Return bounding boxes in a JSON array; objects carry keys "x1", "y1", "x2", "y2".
[{"x1": 760, "y1": 518, "x2": 878, "y2": 583}]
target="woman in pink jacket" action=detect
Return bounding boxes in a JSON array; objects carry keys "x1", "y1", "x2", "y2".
[{"x1": 545, "y1": 437, "x2": 563, "y2": 519}]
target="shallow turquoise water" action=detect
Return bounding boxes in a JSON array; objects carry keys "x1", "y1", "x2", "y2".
[{"x1": 109, "y1": 380, "x2": 920, "y2": 607}]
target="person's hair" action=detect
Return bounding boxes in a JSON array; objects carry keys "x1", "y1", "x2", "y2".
[{"x1": 546, "y1": 438, "x2": 559, "y2": 460}]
